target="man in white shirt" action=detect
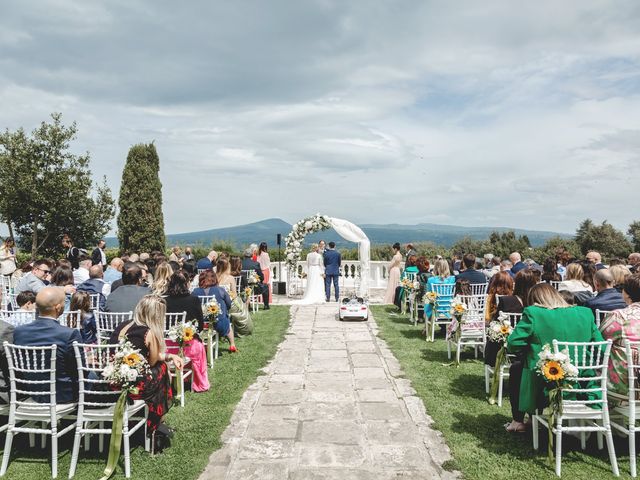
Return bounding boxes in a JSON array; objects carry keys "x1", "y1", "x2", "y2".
[{"x1": 73, "y1": 256, "x2": 92, "y2": 285}]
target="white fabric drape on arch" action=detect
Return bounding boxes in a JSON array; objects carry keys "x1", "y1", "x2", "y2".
[{"x1": 326, "y1": 217, "x2": 370, "y2": 297}]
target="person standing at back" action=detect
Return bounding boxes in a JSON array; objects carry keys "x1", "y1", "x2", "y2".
[
  {"x1": 324, "y1": 242, "x2": 341, "y2": 302},
  {"x1": 62, "y1": 234, "x2": 81, "y2": 270},
  {"x1": 91, "y1": 239, "x2": 107, "y2": 269}
]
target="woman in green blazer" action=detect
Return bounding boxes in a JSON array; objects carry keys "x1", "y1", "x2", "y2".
[{"x1": 506, "y1": 283, "x2": 603, "y2": 432}]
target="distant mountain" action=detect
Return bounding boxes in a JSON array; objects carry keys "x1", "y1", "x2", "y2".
[{"x1": 106, "y1": 218, "x2": 570, "y2": 249}]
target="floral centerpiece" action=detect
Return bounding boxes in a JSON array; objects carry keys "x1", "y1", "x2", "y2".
[
  {"x1": 450, "y1": 298, "x2": 467, "y2": 320},
  {"x1": 284, "y1": 214, "x2": 332, "y2": 269},
  {"x1": 101, "y1": 340, "x2": 151, "y2": 479},
  {"x1": 536, "y1": 344, "x2": 579, "y2": 463},
  {"x1": 167, "y1": 320, "x2": 199, "y2": 355},
  {"x1": 241, "y1": 286, "x2": 253, "y2": 302},
  {"x1": 203, "y1": 298, "x2": 220, "y2": 325},
  {"x1": 487, "y1": 312, "x2": 515, "y2": 404}
]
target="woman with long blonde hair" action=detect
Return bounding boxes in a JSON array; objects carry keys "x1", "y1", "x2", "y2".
[
  {"x1": 152, "y1": 262, "x2": 173, "y2": 296},
  {"x1": 109, "y1": 295, "x2": 184, "y2": 437},
  {"x1": 216, "y1": 258, "x2": 236, "y2": 296}
]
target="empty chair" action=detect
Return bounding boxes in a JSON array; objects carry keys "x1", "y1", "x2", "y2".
[
  {"x1": 1, "y1": 344, "x2": 77, "y2": 478},
  {"x1": 531, "y1": 339, "x2": 618, "y2": 477},
  {"x1": 446, "y1": 295, "x2": 486, "y2": 363},
  {"x1": 69, "y1": 342, "x2": 148, "y2": 479}
]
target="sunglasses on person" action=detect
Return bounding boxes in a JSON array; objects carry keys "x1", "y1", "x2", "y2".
[{"x1": 37, "y1": 267, "x2": 51, "y2": 274}]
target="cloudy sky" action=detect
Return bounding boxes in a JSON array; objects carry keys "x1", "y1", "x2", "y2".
[{"x1": 1, "y1": 0, "x2": 639, "y2": 236}]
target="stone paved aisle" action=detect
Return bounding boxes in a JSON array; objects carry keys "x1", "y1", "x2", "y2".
[{"x1": 200, "y1": 305, "x2": 457, "y2": 480}]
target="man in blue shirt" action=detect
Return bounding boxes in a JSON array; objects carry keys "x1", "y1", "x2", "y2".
[
  {"x1": 456, "y1": 254, "x2": 487, "y2": 284},
  {"x1": 585, "y1": 269, "x2": 627, "y2": 317},
  {"x1": 196, "y1": 250, "x2": 218, "y2": 270}
]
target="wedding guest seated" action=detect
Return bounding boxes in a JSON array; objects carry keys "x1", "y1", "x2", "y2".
[
  {"x1": 109, "y1": 295, "x2": 183, "y2": 441},
  {"x1": 103, "y1": 257, "x2": 124, "y2": 284},
  {"x1": 394, "y1": 255, "x2": 418, "y2": 309},
  {"x1": 50, "y1": 266, "x2": 76, "y2": 310},
  {"x1": 500, "y1": 259, "x2": 514, "y2": 278},
  {"x1": 455, "y1": 253, "x2": 487, "y2": 284},
  {"x1": 10, "y1": 291, "x2": 37, "y2": 323},
  {"x1": 196, "y1": 251, "x2": 218, "y2": 271},
  {"x1": 192, "y1": 271, "x2": 237, "y2": 352},
  {"x1": 76, "y1": 265, "x2": 110, "y2": 310},
  {"x1": 14, "y1": 259, "x2": 52, "y2": 295},
  {"x1": 600, "y1": 273, "x2": 640, "y2": 399},
  {"x1": 241, "y1": 248, "x2": 269, "y2": 310},
  {"x1": 586, "y1": 250, "x2": 606, "y2": 270},
  {"x1": 105, "y1": 263, "x2": 150, "y2": 313},
  {"x1": 72, "y1": 255, "x2": 92, "y2": 285},
  {"x1": 12, "y1": 287, "x2": 84, "y2": 403},
  {"x1": 482, "y1": 256, "x2": 501, "y2": 280},
  {"x1": 584, "y1": 269, "x2": 627, "y2": 317},
  {"x1": 216, "y1": 258, "x2": 237, "y2": 296},
  {"x1": 484, "y1": 272, "x2": 514, "y2": 366},
  {"x1": 580, "y1": 260, "x2": 597, "y2": 292},
  {"x1": 484, "y1": 270, "x2": 536, "y2": 368},
  {"x1": 70, "y1": 291, "x2": 97, "y2": 344},
  {"x1": 151, "y1": 262, "x2": 173, "y2": 296},
  {"x1": 610, "y1": 265, "x2": 632, "y2": 292},
  {"x1": 558, "y1": 263, "x2": 594, "y2": 303},
  {"x1": 510, "y1": 252, "x2": 526, "y2": 275},
  {"x1": 506, "y1": 284, "x2": 602, "y2": 432},
  {"x1": 164, "y1": 272, "x2": 209, "y2": 392},
  {"x1": 541, "y1": 257, "x2": 561, "y2": 283},
  {"x1": 423, "y1": 259, "x2": 455, "y2": 320},
  {"x1": 629, "y1": 253, "x2": 640, "y2": 274}
]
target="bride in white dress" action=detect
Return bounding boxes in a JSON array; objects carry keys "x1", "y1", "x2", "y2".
[{"x1": 293, "y1": 244, "x2": 326, "y2": 304}]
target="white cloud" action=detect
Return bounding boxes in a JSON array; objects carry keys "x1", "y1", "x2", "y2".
[{"x1": 1, "y1": 0, "x2": 639, "y2": 237}]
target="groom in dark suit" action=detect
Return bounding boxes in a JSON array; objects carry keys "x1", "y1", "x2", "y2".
[{"x1": 324, "y1": 242, "x2": 341, "y2": 302}]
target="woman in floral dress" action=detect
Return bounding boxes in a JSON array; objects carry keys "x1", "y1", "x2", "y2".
[{"x1": 600, "y1": 273, "x2": 640, "y2": 398}]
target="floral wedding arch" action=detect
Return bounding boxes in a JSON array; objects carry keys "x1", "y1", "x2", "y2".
[{"x1": 284, "y1": 214, "x2": 371, "y2": 297}]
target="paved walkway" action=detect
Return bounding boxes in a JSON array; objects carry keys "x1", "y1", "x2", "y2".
[{"x1": 200, "y1": 305, "x2": 457, "y2": 480}]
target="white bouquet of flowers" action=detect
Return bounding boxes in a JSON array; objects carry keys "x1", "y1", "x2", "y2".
[
  {"x1": 449, "y1": 298, "x2": 468, "y2": 320},
  {"x1": 487, "y1": 313, "x2": 514, "y2": 343},
  {"x1": 102, "y1": 340, "x2": 151, "y2": 393},
  {"x1": 423, "y1": 291, "x2": 438, "y2": 305},
  {"x1": 166, "y1": 320, "x2": 199, "y2": 348}
]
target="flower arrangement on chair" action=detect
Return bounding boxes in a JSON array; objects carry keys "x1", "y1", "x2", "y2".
[
  {"x1": 240, "y1": 286, "x2": 253, "y2": 302},
  {"x1": 202, "y1": 299, "x2": 220, "y2": 364},
  {"x1": 248, "y1": 271, "x2": 260, "y2": 285},
  {"x1": 487, "y1": 312, "x2": 514, "y2": 404},
  {"x1": 447, "y1": 299, "x2": 468, "y2": 365},
  {"x1": 167, "y1": 321, "x2": 199, "y2": 357},
  {"x1": 423, "y1": 291, "x2": 439, "y2": 341},
  {"x1": 101, "y1": 340, "x2": 151, "y2": 479},
  {"x1": 536, "y1": 344, "x2": 579, "y2": 463}
]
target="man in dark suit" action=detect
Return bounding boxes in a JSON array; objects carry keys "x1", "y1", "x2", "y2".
[
  {"x1": 585, "y1": 269, "x2": 627, "y2": 316},
  {"x1": 77, "y1": 265, "x2": 109, "y2": 310},
  {"x1": 455, "y1": 253, "x2": 487, "y2": 284},
  {"x1": 12, "y1": 287, "x2": 83, "y2": 403},
  {"x1": 323, "y1": 242, "x2": 342, "y2": 302},
  {"x1": 91, "y1": 239, "x2": 107, "y2": 269},
  {"x1": 241, "y1": 248, "x2": 269, "y2": 309},
  {"x1": 510, "y1": 252, "x2": 526, "y2": 275},
  {"x1": 106, "y1": 263, "x2": 150, "y2": 313}
]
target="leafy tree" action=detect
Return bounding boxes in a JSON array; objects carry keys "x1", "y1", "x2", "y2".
[
  {"x1": 117, "y1": 143, "x2": 166, "y2": 252},
  {"x1": 450, "y1": 236, "x2": 491, "y2": 257},
  {"x1": 628, "y1": 220, "x2": 640, "y2": 252},
  {"x1": 531, "y1": 236, "x2": 581, "y2": 263},
  {"x1": 574, "y1": 219, "x2": 632, "y2": 260},
  {"x1": 487, "y1": 231, "x2": 531, "y2": 259},
  {"x1": 0, "y1": 113, "x2": 115, "y2": 258}
]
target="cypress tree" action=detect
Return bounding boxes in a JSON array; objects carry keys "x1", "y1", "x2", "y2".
[{"x1": 117, "y1": 143, "x2": 166, "y2": 252}]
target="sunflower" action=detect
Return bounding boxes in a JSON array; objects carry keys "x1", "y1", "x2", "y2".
[
  {"x1": 123, "y1": 353, "x2": 142, "y2": 367},
  {"x1": 500, "y1": 325, "x2": 511, "y2": 335},
  {"x1": 542, "y1": 360, "x2": 565, "y2": 382},
  {"x1": 207, "y1": 304, "x2": 220, "y2": 316},
  {"x1": 454, "y1": 304, "x2": 466, "y2": 314},
  {"x1": 183, "y1": 327, "x2": 195, "y2": 342}
]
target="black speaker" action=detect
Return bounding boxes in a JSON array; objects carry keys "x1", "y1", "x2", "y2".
[
  {"x1": 274, "y1": 281, "x2": 286, "y2": 294},
  {"x1": 276, "y1": 233, "x2": 282, "y2": 246}
]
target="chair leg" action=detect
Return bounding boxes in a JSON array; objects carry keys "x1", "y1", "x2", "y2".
[
  {"x1": 99, "y1": 422, "x2": 104, "y2": 453},
  {"x1": 447, "y1": 339, "x2": 451, "y2": 360},
  {"x1": 484, "y1": 365, "x2": 490, "y2": 394},
  {"x1": 630, "y1": 423, "x2": 636, "y2": 478},
  {"x1": 532, "y1": 415, "x2": 539, "y2": 450},
  {"x1": 456, "y1": 343, "x2": 461, "y2": 364},
  {"x1": 52, "y1": 429, "x2": 58, "y2": 479},
  {"x1": 580, "y1": 421, "x2": 587, "y2": 450},
  {"x1": 123, "y1": 428, "x2": 131, "y2": 478},
  {"x1": 181, "y1": 377, "x2": 185, "y2": 407},
  {"x1": 497, "y1": 370, "x2": 504, "y2": 408},
  {"x1": 604, "y1": 426, "x2": 620, "y2": 476},
  {"x1": 0, "y1": 429, "x2": 15, "y2": 476},
  {"x1": 555, "y1": 424, "x2": 562, "y2": 477},
  {"x1": 29, "y1": 432, "x2": 35, "y2": 448},
  {"x1": 68, "y1": 430, "x2": 82, "y2": 479}
]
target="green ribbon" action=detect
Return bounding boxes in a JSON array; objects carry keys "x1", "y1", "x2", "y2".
[
  {"x1": 100, "y1": 390, "x2": 128, "y2": 480},
  {"x1": 546, "y1": 387, "x2": 563, "y2": 465},
  {"x1": 172, "y1": 349, "x2": 184, "y2": 404},
  {"x1": 488, "y1": 345, "x2": 507, "y2": 405}
]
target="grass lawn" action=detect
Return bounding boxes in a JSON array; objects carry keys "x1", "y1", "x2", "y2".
[
  {"x1": 372, "y1": 305, "x2": 632, "y2": 480},
  {"x1": 1, "y1": 305, "x2": 290, "y2": 480}
]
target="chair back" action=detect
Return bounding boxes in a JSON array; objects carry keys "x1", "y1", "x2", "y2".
[
  {"x1": 72, "y1": 342, "x2": 124, "y2": 412},
  {"x1": 550, "y1": 280, "x2": 562, "y2": 290},
  {"x1": 8, "y1": 293, "x2": 19, "y2": 310},
  {"x1": 497, "y1": 311, "x2": 523, "y2": 328},
  {"x1": 431, "y1": 282, "x2": 456, "y2": 318},
  {"x1": 58, "y1": 310, "x2": 82, "y2": 330},
  {"x1": 470, "y1": 283, "x2": 488, "y2": 296},
  {"x1": 594, "y1": 309, "x2": 613, "y2": 329},
  {"x1": 89, "y1": 293, "x2": 102, "y2": 312},
  {"x1": 552, "y1": 339, "x2": 612, "y2": 410},
  {"x1": 233, "y1": 275, "x2": 242, "y2": 292},
  {"x1": 456, "y1": 294, "x2": 486, "y2": 327},
  {"x1": 198, "y1": 295, "x2": 217, "y2": 307},
  {"x1": 164, "y1": 311, "x2": 187, "y2": 333},
  {"x1": 3, "y1": 343, "x2": 58, "y2": 410},
  {"x1": 404, "y1": 272, "x2": 417, "y2": 282},
  {"x1": 0, "y1": 309, "x2": 36, "y2": 327},
  {"x1": 96, "y1": 311, "x2": 132, "y2": 343},
  {"x1": 624, "y1": 339, "x2": 640, "y2": 407},
  {"x1": 197, "y1": 268, "x2": 210, "y2": 275}
]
